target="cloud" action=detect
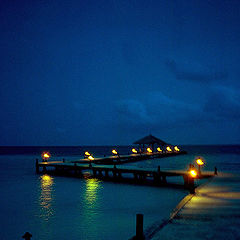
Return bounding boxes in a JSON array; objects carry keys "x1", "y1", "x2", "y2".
[
  {"x1": 115, "y1": 86, "x2": 240, "y2": 131},
  {"x1": 116, "y1": 99, "x2": 151, "y2": 124},
  {"x1": 114, "y1": 88, "x2": 240, "y2": 144},
  {"x1": 146, "y1": 92, "x2": 201, "y2": 124},
  {"x1": 204, "y1": 86, "x2": 240, "y2": 120},
  {"x1": 115, "y1": 92, "x2": 202, "y2": 130},
  {"x1": 165, "y1": 59, "x2": 228, "y2": 83}
]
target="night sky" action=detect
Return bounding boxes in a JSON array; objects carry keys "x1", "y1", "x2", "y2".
[{"x1": 1, "y1": 0, "x2": 240, "y2": 146}]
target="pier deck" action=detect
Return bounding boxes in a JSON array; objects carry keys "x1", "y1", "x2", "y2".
[{"x1": 36, "y1": 160, "x2": 214, "y2": 193}]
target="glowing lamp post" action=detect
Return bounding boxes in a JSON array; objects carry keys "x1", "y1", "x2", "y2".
[
  {"x1": 85, "y1": 151, "x2": 91, "y2": 156},
  {"x1": 88, "y1": 155, "x2": 94, "y2": 161},
  {"x1": 157, "y1": 147, "x2": 162, "y2": 153},
  {"x1": 147, "y1": 147, "x2": 152, "y2": 153},
  {"x1": 88, "y1": 155, "x2": 94, "y2": 167},
  {"x1": 84, "y1": 151, "x2": 91, "y2": 158},
  {"x1": 196, "y1": 158, "x2": 204, "y2": 174},
  {"x1": 41, "y1": 152, "x2": 50, "y2": 162},
  {"x1": 112, "y1": 149, "x2": 118, "y2": 155},
  {"x1": 174, "y1": 146, "x2": 180, "y2": 152},
  {"x1": 188, "y1": 169, "x2": 197, "y2": 194},
  {"x1": 189, "y1": 169, "x2": 197, "y2": 178},
  {"x1": 132, "y1": 148, "x2": 138, "y2": 154},
  {"x1": 166, "y1": 146, "x2": 172, "y2": 152}
]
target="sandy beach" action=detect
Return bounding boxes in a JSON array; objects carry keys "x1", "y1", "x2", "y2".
[{"x1": 152, "y1": 173, "x2": 240, "y2": 240}]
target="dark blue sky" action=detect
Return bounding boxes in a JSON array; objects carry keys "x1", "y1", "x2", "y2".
[{"x1": 1, "y1": 0, "x2": 240, "y2": 145}]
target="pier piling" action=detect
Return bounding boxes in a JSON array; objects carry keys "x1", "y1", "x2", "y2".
[
  {"x1": 42, "y1": 165, "x2": 47, "y2": 173},
  {"x1": 162, "y1": 175, "x2": 167, "y2": 184},
  {"x1": 74, "y1": 163, "x2": 77, "y2": 175},
  {"x1": 35, "y1": 159, "x2": 39, "y2": 173},
  {"x1": 188, "y1": 177, "x2": 195, "y2": 194},
  {"x1": 136, "y1": 214, "x2": 144, "y2": 240},
  {"x1": 183, "y1": 175, "x2": 195, "y2": 193},
  {"x1": 22, "y1": 232, "x2": 32, "y2": 240}
]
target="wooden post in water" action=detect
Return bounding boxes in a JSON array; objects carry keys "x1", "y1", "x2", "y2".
[
  {"x1": 55, "y1": 166, "x2": 59, "y2": 173},
  {"x1": 74, "y1": 163, "x2": 78, "y2": 175},
  {"x1": 188, "y1": 176, "x2": 195, "y2": 194},
  {"x1": 22, "y1": 232, "x2": 32, "y2": 240},
  {"x1": 183, "y1": 174, "x2": 195, "y2": 193},
  {"x1": 134, "y1": 173, "x2": 138, "y2": 181},
  {"x1": 183, "y1": 175, "x2": 188, "y2": 188},
  {"x1": 161, "y1": 175, "x2": 167, "y2": 184},
  {"x1": 35, "y1": 159, "x2": 39, "y2": 173},
  {"x1": 42, "y1": 165, "x2": 46, "y2": 173},
  {"x1": 113, "y1": 164, "x2": 117, "y2": 179},
  {"x1": 157, "y1": 166, "x2": 161, "y2": 183},
  {"x1": 136, "y1": 214, "x2": 144, "y2": 240}
]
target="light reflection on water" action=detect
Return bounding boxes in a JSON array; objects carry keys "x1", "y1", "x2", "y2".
[
  {"x1": 39, "y1": 174, "x2": 54, "y2": 221},
  {"x1": 81, "y1": 178, "x2": 102, "y2": 232},
  {"x1": 85, "y1": 178, "x2": 100, "y2": 205}
]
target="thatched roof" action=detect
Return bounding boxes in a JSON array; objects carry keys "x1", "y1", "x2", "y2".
[{"x1": 133, "y1": 134, "x2": 167, "y2": 146}]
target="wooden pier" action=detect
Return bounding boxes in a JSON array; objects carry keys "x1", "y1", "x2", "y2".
[
  {"x1": 72, "y1": 151, "x2": 187, "y2": 165},
  {"x1": 36, "y1": 159, "x2": 214, "y2": 193}
]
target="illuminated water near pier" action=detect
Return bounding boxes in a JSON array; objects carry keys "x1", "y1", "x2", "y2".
[{"x1": 0, "y1": 145, "x2": 239, "y2": 239}]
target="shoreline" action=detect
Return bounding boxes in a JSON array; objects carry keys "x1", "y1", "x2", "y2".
[
  {"x1": 150, "y1": 172, "x2": 240, "y2": 240},
  {"x1": 142, "y1": 176, "x2": 215, "y2": 239}
]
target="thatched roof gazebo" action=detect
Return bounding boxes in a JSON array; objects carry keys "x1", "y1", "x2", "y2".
[{"x1": 133, "y1": 134, "x2": 168, "y2": 152}]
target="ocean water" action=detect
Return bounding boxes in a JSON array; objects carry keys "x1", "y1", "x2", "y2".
[{"x1": 0, "y1": 145, "x2": 239, "y2": 240}]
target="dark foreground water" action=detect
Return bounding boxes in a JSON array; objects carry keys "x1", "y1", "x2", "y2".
[{"x1": 0, "y1": 145, "x2": 239, "y2": 239}]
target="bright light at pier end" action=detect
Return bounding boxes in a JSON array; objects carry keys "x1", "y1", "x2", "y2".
[
  {"x1": 189, "y1": 170, "x2": 197, "y2": 178},
  {"x1": 132, "y1": 148, "x2": 137, "y2": 153},
  {"x1": 112, "y1": 149, "x2": 118, "y2": 155},
  {"x1": 41, "y1": 152, "x2": 50, "y2": 160},
  {"x1": 43, "y1": 153, "x2": 50, "y2": 158},
  {"x1": 157, "y1": 147, "x2": 162, "y2": 152},
  {"x1": 88, "y1": 156, "x2": 94, "y2": 160},
  {"x1": 174, "y1": 146, "x2": 180, "y2": 151},
  {"x1": 166, "y1": 146, "x2": 172, "y2": 152},
  {"x1": 147, "y1": 147, "x2": 152, "y2": 153},
  {"x1": 196, "y1": 158, "x2": 204, "y2": 166}
]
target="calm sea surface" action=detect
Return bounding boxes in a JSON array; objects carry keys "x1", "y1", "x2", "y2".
[{"x1": 0, "y1": 145, "x2": 239, "y2": 240}]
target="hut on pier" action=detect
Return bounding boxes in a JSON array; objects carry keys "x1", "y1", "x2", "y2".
[{"x1": 133, "y1": 134, "x2": 168, "y2": 152}]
